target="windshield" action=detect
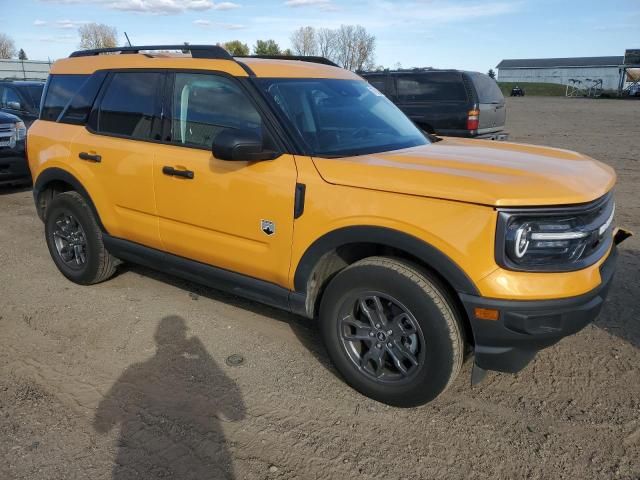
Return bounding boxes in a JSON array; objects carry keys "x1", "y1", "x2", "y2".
[
  {"x1": 256, "y1": 78, "x2": 428, "y2": 157},
  {"x1": 18, "y1": 84, "x2": 44, "y2": 110}
]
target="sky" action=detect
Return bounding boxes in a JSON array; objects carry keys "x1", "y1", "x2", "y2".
[{"x1": 4, "y1": 0, "x2": 639, "y2": 73}]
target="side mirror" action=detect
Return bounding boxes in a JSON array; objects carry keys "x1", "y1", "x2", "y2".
[
  {"x1": 212, "y1": 129, "x2": 280, "y2": 161},
  {"x1": 7, "y1": 101, "x2": 22, "y2": 111}
]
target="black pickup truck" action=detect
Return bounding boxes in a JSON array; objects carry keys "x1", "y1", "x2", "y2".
[
  {"x1": 0, "y1": 111, "x2": 29, "y2": 186},
  {"x1": 360, "y1": 69, "x2": 507, "y2": 140},
  {"x1": 0, "y1": 80, "x2": 44, "y2": 128}
]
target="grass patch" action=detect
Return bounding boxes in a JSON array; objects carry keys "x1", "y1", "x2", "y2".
[{"x1": 498, "y1": 82, "x2": 567, "y2": 97}]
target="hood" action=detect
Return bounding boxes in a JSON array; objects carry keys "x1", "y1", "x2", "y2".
[
  {"x1": 311, "y1": 138, "x2": 616, "y2": 207},
  {"x1": 0, "y1": 111, "x2": 20, "y2": 124}
]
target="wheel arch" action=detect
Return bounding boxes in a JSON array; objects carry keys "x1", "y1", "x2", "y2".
[
  {"x1": 33, "y1": 167, "x2": 105, "y2": 231},
  {"x1": 292, "y1": 226, "x2": 479, "y2": 341}
]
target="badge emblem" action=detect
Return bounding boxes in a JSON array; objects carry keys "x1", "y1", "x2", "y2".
[{"x1": 261, "y1": 219, "x2": 275, "y2": 236}]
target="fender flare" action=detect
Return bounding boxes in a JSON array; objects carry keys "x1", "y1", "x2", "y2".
[
  {"x1": 293, "y1": 226, "x2": 480, "y2": 296},
  {"x1": 33, "y1": 167, "x2": 106, "y2": 231}
]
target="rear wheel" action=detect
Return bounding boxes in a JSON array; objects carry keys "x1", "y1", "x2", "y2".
[
  {"x1": 44, "y1": 191, "x2": 117, "y2": 285},
  {"x1": 319, "y1": 257, "x2": 464, "y2": 407}
]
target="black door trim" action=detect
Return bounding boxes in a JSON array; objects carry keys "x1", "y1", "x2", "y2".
[{"x1": 103, "y1": 234, "x2": 298, "y2": 313}]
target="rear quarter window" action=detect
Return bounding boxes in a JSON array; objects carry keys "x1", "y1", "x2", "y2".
[
  {"x1": 469, "y1": 72, "x2": 504, "y2": 104},
  {"x1": 58, "y1": 72, "x2": 107, "y2": 125},
  {"x1": 396, "y1": 73, "x2": 468, "y2": 103},
  {"x1": 41, "y1": 75, "x2": 89, "y2": 121}
]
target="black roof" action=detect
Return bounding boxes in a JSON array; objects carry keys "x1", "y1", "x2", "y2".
[
  {"x1": 359, "y1": 68, "x2": 466, "y2": 75},
  {"x1": 0, "y1": 80, "x2": 45, "y2": 86},
  {"x1": 496, "y1": 56, "x2": 624, "y2": 69}
]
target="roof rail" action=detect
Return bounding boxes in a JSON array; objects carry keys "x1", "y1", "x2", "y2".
[
  {"x1": 359, "y1": 67, "x2": 444, "y2": 74},
  {"x1": 69, "y1": 45, "x2": 232, "y2": 60},
  {"x1": 235, "y1": 55, "x2": 339, "y2": 67}
]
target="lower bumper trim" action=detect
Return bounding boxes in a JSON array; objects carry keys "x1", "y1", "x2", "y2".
[{"x1": 460, "y1": 246, "x2": 617, "y2": 373}]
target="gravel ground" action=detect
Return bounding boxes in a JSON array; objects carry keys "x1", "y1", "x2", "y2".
[{"x1": 1, "y1": 96, "x2": 639, "y2": 480}]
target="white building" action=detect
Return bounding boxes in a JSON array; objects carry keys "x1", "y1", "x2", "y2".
[
  {"x1": 0, "y1": 59, "x2": 51, "y2": 81},
  {"x1": 496, "y1": 56, "x2": 624, "y2": 91}
]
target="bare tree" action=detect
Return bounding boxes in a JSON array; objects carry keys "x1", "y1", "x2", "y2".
[
  {"x1": 0, "y1": 33, "x2": 17, "y2": 59},
  {"x1": 317, "y1": 28, "x2": 337, "y2": 62},
  {"x1": 290, "y1": 26, "x2": 317, "y2": 56},
  {"x1": 78, "y1": 23, "x2": 118, "y2": 50},
  {"x1": 334, "y1": 25, "x2": 375, "y2": 71}
]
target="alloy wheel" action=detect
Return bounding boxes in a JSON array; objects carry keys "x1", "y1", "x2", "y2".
[
  {"x1": 52, "y1": 211, "x2": 88, "y2": 269},
  {"x1": 338, "y1": 291, "x2": 425, "y2": 384}
]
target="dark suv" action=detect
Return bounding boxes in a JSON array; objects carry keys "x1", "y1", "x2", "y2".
[
  {"x1": 360, "y1": 69, "x2": 507, "y2": 140},
  {"x1": 0, "y1": 111, "x2": 29, "y2": 185},
  {"x1": 0, "y1": 80, "x2": 45, "y2": 128}
]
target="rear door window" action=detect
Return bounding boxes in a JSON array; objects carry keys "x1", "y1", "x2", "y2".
[
  {"x1": 98, "y1": 72, "x2": 162, "y2": 139},
  {"x1": 41, "y1": 75, "x2": 89, "y2": 121},
  {"x1": 469, "y1": 73, "x2": 504, "y2": 104},
  {"x1": 396, "y1": 73, "x2": 468, "y2": 102}
]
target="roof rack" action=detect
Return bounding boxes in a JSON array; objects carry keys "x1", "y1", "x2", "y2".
[
  {"x1": 69, "y1": 45, "x2": 232, "y2": 60},
  {"x1": 358, "y1": 67, "x2": 451, "y2": 74},
  {"x1": 235, "y1": 55, "x2": 339, "y2": 67}
]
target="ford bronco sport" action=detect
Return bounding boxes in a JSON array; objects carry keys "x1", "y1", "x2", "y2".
[{"x1": 28, "y1": 45, "x2": 628, "y2": 407}]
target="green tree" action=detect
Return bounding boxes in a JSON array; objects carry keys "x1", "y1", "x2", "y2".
[
  {"x1": 253, "y1": 39, "x2": 281, "y2": 55},
  {"x1": 18, "y1": 48, "x2": 27, "y2": 60},
  {"x1": 223, "y1": 40, "x2": 250, "y2": 56},
  {"x1": 487, "y1": 68, "x2": 496, "y2": 79},
  {"x1": 282, "y1": 48, "x2": 293, "y2": 56}
]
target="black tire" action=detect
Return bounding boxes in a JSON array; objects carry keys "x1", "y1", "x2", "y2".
[
  {"x1": 319, "y1": 257, "x2": 464, "y2": 407},
  {"x1": 44, "y1": 191, "x2": 117, "y2": 285}
]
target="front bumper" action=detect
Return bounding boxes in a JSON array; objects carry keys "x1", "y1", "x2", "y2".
[
  {"x1": 475, "y1": 132, "x2": 509, "y2": 141},
  {"x1": 460, "y1": 246, "x2": 617, "y2": 373},
  {"x1": 438, "y1": 129, "x2": 509, "y2": 140},
  {"x1": 0, "y1": 140, "x2": 30, "y2": 185}
]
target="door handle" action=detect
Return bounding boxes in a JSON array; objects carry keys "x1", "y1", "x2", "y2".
[
  {"x1": 79, "y1": 152, "x2": 101, "y2": 163},
  {"x1": 162, "y1": 166, "x2": 195, "y2": 179}
]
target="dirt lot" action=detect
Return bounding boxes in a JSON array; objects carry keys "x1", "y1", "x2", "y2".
[{"x1": 1, "y1": 96, "x2": 639, "y2": 480}]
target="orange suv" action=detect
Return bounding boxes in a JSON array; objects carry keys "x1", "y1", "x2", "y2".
[{"x1": 27, "y1": 45, "x2": 629, "y2": 406}]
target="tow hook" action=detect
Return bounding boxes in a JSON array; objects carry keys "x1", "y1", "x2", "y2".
[{"x1": 614, "y1": 228, "x2": 633, "y2": 245}]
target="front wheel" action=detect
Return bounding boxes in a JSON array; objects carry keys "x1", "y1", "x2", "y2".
[{"x1": 319, "y1": 257, "x2": 464, "y2": 407}]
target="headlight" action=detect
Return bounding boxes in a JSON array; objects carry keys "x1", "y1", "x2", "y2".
[
  {"x1": 496, "y1": 194, "x2": 614, "y2": 272},
  {"x1": 15, "y1": 121, "x2": 26, "y2": 141}
]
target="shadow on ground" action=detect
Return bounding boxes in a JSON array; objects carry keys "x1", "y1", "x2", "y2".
[
  {"x1": 594, "y1": 248, "x2": 640, "y2": 350},
  {"x1": 0, "y1": 183, "x2": 31, "y2": 195},
  {"x1": 94, "y1": 315, "x2": 246, "y2": 480},
  {"x1": 123, "y1": 264, "x2": 337, "y2": 375}
]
